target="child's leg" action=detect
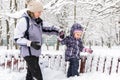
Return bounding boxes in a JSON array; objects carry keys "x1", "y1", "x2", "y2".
[
  {"x1": 73, "y1": 58, "x2": 79, "y2": 76},
  {"x1": 67, "y1": 58, "x2": 79, "y2": 77},
  {"x1": 65, "y1": 61, "x2": 69, "y2": 74},
  {"x1": 67, "y1": 61, "x2": 72, "y2": 77},
  {"x1": 70, "y1": 58, "x2": 79, "y2": 76}
]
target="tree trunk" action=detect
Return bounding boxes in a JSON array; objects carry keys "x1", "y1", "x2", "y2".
[
  {"x1": 10, "y1": 0, "x2": 12, "y2": 9},
  {"x1": 101, "y1": 37, "x2": 104, "y2": 47},
  {"x1": 14, "y1": 0, "x2": 17, "y2": 11},
  {"x1": 6, "y1": 20, "x2": 9, "y2": 49},
  {"x1": 56, "y1": 40, "x2": 59, "y2": 50},
  {"x1": 0, "y1": 20, "x2": 2, "y2": 46},
  {"x1": 74, "y1": 0, "x2": 76, "y2": 23},
  {"x1": 118, "y1": 30, "x2": 120, "y2": 45},
  {"x1": 46, "y1": 43, "x2": 49, "y2": 50}
]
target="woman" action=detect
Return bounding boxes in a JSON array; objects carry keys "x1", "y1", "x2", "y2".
[{"x1": 14, "y1": 1, "x2": 59, "y2": 80}]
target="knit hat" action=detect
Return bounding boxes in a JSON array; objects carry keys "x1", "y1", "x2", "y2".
[
  {"x1": 27, "y1": 1, "x2": 43, "y2": 12},
  {"x1": 73, "y1": 30, "x2": 83, "y2": 33},
  {"x1": 70, "y1": 23, "x2": 83, "y2": 36}
]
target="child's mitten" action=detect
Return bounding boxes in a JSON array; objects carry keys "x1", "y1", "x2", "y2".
[{"x1": 84, "y1": 48, "x2": 93, "y2": 54}]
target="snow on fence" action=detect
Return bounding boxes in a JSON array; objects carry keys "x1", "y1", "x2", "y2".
[
  {"x1": 81, "y1": 55, "x2": 120, "y2": 75},
  {"x1": 0, "y1": 54, "x2": 26, "y2": 71},
  {"x1": 0, "y1": 54, "x2": 66, "y2": 72},
  {"x1": 0, "y1": 53, "x2": 120, "y2": 75}
]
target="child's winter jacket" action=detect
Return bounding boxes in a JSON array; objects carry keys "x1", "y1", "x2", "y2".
[{"x1": 60, "y1": 23, "x2": 84, "y2": 61}]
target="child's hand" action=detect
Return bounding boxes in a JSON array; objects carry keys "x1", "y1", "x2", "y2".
[
  {"x1": 88, "y1": 49, "x2": 93, "y2": 54},
  {"x1": 84, "y1": 48, "x2": 93, "y2": 54}
]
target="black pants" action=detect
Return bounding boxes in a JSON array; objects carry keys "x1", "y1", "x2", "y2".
[
  {"x1": 24, "y1": 56, "x2": 43, "y2": 80},
  {"x1": 67, "y1": 58, "x2": 79, "y2": 78}
]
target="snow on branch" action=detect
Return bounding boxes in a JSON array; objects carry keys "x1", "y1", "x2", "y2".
[
  {"x1": 97, "y1": 0, "x2": 120, "y2": 15},
  {"x1": 4, "y1": 9, "x2": 28, "y2": 19},
  {"x1": 44, "y1": 0, "x2": 73, "y2": 10}
]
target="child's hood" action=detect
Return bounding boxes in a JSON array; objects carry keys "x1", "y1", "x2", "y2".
[{"x1": 70, "y1": 23, "x2": 83, "y2": 36}]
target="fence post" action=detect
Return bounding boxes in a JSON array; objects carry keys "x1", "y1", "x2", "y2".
[
  {"x1": 116, "y1": 58, "x2": 120, "y2": 73},
  {"x1": 5, "y1": 55, "x2": 8, "y2": 70},
  {"x1": 11, "y1": 55, "x2": 14, "y2": 71},
  {"x1": 80, "y1": 56, "x2": 87, "y2": 73},
  {"x1": 17, "y1": 55, "x2": 21, "y2": 71},
  {"x1": 96, "y1": 56, "x2": 100, "y2": 71},
  {"x1": 103, "y1": 57, "x2": 106, "y2": 73},
  {"x1": 109, "y1": 58, "x2": 113, "y2": 75},
  {"x1": 90, "y1": 56, "x2": 94, "y2": 72}
]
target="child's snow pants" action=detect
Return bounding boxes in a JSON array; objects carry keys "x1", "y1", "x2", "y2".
[{"x1": 67, "y1": 58, "x2": 79, "y2": 77}]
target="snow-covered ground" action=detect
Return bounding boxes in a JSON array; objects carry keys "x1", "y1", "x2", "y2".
[
  {"x1": 0, "y1": 46, "x2": 120, "y2": 80},
  {"x1": 0, "y1": 67, "x2": 120, "y2": 80}
]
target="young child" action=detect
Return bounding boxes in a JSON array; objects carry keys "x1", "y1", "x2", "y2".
[{"x1": 59, "y1": 23, "x2": 93, "y2": 78}]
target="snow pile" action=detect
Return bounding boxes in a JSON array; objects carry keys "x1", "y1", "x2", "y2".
[{"x1": 0, "y1": 67, "x2": 120, "y2": 80}]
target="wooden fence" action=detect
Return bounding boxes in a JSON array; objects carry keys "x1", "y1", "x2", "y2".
[
  {"x1": 0, "y1": 54, "x2": 120, "y2": 75},
  {"x1": 80, "y1": 55, "x2": 120, "y2": 75}
]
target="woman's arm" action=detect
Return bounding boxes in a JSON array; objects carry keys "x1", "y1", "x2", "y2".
[
  {"x1": 14, "y1": 18, "x2": 31, "y2": 46},
  {"x1": 42, "y1": 22, "x2": 59, "y2": 35}
]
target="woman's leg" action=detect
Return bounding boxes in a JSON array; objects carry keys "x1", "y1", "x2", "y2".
[
  {"x1": 24, "y1": 56, "x2": 43, "y2": 80},
  {"x1": 26, "y1": 67, "x2": 34, "y2": 80}
]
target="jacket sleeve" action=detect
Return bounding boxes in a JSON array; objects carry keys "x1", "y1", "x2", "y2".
[
  {"x1": 60, "y1": 36, "x2": 69, "y2": 45},
  {"x1": 42, "y1": 22, "x2": 59, "y2": 35},
  {"x1": 79, "y1": 41, "x2": 85, "y2": 52},
  {"x1": 14, "y1": 18, "x2": 30, "y2": 46}
]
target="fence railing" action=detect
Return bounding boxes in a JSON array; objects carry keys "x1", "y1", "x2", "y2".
[
  {"x1": 0, "y1": 54, "x2": 66, "y2": 72},
  {"x1": 0, "y1": 54, "x2": 120, "y2": 75},
  {"x1": 0, "y1": 54, "x2": 26, "y2": 71},
  {"x1": 80, "y1": 55, "x2": 120, "y2": 75}
]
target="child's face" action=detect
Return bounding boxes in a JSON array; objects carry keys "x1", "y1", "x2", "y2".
[{"x1": 74, "y1": 31, "x2": 83, "y2": 39}]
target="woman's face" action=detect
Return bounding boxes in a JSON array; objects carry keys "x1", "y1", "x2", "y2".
[{"x1": 34, "y1": 11, "x2": 42, "y2": 18}]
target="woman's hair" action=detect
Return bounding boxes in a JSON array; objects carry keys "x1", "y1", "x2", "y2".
[{"x1": 27, "y1": 10, "x2": 34, "y2": 18}]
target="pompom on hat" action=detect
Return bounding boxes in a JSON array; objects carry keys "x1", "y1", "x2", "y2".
[{"x1": 27, "y1": 0, "x2": 43, "y2": 12}]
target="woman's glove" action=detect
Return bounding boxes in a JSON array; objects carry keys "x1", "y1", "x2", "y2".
[
  {"x1": 31, "y1": 42, "x2": 41, "y2": 50},
  {"x1": 59, "y1": 31, "x2": 65, "y2": 39}
]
